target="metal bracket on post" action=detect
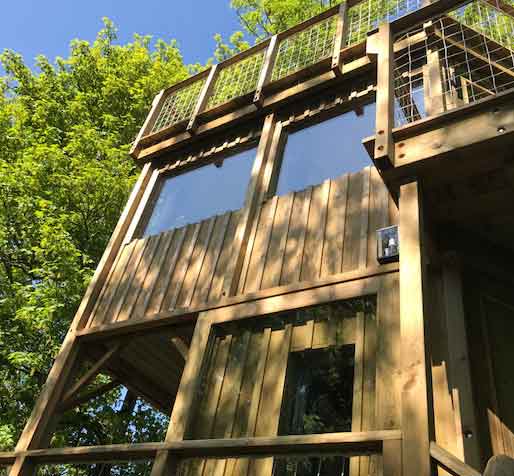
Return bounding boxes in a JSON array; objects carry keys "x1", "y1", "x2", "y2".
[{"x1": 367, "y1": 23, "x2": 395, "y2": 170}]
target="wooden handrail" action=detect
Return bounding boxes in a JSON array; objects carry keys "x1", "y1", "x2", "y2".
[
  {"x1": 430, "y1": 442, "x2": 482, "y2": 476},
  {"x1": 0, "y1": 430, "x2": 401, "y2": 465}
]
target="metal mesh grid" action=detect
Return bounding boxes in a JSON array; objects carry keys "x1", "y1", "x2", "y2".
[
  {"x1": 450, "y1": 0, "x2": 514, "y2": 50},
  {"x1": 393, "y1": 0, "x2": 514, "y2": 126},
  {"x1": 151, "y1": 78, "x2": 206, "y2": 133},
  {"x1": 207, "y1": 51, "x2": 265, "y2": 110},
  {"x1": 271, "y1": 14, "x2": 337, "y2": 82},
  {"x1": 346, "y1": 0, "x2": 424, "y2": 46}
]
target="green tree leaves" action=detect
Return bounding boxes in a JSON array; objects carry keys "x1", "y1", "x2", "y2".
[{"x1": 0, "y1": 18, "x2": 188, "y2": 451}]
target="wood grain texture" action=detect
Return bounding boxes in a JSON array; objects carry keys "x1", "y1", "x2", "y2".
[{"x1": 87, "y1": 168, "x2": 392, "y2": 328}]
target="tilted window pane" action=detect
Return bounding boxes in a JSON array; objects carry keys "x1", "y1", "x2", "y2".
[
  {"x1": 275, "y1": 102, "x2": 376, "y2": 196},
  {"x1": 143, "y1": 147, "x2": 256, "y2": 237}
]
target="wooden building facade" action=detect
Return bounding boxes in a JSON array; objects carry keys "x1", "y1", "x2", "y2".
[{"x1": 3, "y1": 0, "x2": 514, "y2": 474}]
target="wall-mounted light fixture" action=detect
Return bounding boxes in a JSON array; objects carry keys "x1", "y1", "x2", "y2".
[{"x1": 377, "y1": 225, "x2": 399, "y2": 264}]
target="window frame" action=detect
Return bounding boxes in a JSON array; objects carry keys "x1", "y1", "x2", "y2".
[
  {"x1": 131, "y1": 137, "x2": 261, "y2": 241},
  {"x1": 264, "y1": 90, "x2": 377, "y2": 200}
]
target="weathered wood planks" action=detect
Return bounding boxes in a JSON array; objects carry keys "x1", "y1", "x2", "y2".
[{"x1": 87, "y1": 167, "x2": 395, "y2": 329}]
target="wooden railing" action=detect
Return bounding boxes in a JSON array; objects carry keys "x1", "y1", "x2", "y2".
[
  {"x1": 430, "y1": 442, "x2": 482, "y2": 476},
  {"x1": 131, "y1": 0, "x2": 432, "y2": 155},
  {"x1": 0, "y1": 430, "x2": 402, "y2": 473}
]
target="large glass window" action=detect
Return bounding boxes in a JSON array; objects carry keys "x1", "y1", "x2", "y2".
[
  {"x1": 275, "y1": 102, "x2": 376, "y2": 196},
  {"x1": 142, "y1": 147, "x2": 256, "y2": 237}
]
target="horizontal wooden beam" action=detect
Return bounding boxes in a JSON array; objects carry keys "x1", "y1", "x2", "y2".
[
  {"x1": 430, "y1": 442, "x2": 482, "y2": 476},
  {"x1": 2, "y1": 430, "x2": 401, "y2": 465},
  {"x1": 76, "y1": 263, "x2": 399, "y2": 342}
]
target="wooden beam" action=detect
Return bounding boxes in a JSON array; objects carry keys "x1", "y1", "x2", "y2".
[
  {"x1": 3, "y1": 430, "x2": 402, "y2": 465},
  {"x1": 367, "y1": 23, "x2": 395, "y2": 169},
  {"x1": 441, "y1": 255, "x2": 481, "y2": 469},
  {"x1": 76, "y1": 263, "x2": 399, "y2": 343},
  {"x1": 221, "y1": 113, "x2": 277, "y2": 297},
  {"x1": 399, "y1": 181, "x2": 433, "y2": 476},
  {"x1": 390, "y1": 0, "x2": 469, "y2": 34},
  {"x1": 430, "y1": 442, "x2": 482, "y2": 476},
  {"x1": 254, "y1": 35, "x2": 278, "y2": 105},
  {"x1": 393, "y1": 94, "x2": 514, "y2": 169},
  {"x1": 383, "y1": 438, "x2": 403, "y2": 476},
  {"x1": 60, "y1": 380, "x2": 120, "y2": 412},
  {"x1": 331, "y1": 2, "x2": 348, "y2": 76},
  {"x1": 61, "y1": 344, "x2": 121, "y2": 405},
  {"x1": 187, "y1": 65, "x2": 219, "y2": 132}
]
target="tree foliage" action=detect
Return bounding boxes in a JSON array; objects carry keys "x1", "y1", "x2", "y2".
[{"x1": 0, "y1": 18, "x2": 188, "y2": 453}]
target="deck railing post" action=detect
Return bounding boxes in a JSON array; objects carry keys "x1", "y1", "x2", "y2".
[
  {"x1": 187, "y1": 65, "x2": 219, "y2": 133},
  {"x1": 367, "y1": 23, "x2": 395, "y2": 169},
  {"x1": 254, "y1": 35, "x2": 279, "y2": 105},
  {"x1": 332, "y1": 2, "x2": 348, "y2": 75}
]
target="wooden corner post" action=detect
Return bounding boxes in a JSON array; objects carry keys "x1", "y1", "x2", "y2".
[
  {"x1": 367, "y1": 23, "x2": 395, "y2": 169},
  {"x1": 399, "y1": 181, "x2": 434, "y2": 476}
]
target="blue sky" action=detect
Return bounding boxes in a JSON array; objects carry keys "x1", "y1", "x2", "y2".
[{"x1": 0, "y1": 0, "x2": 244, "y2": 71}]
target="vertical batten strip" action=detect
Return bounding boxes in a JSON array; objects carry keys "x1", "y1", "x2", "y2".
[
  {"x1": 180, "y1": 217, "x2": 217, "y2": 308},
  {"x1": 166, "y1": 222, "x2": 202, "y2": 311},
  {"x1": 116, "y1": 234, "x2": 162, "y2": 322},
  {"x1": 261, "y1": 193, "x2": 294, "y2": 289},
  {"x1": 133, "y1": 229, "x2": 175, "y2": 318},
  {"x1": 191, "y1": 213, "x2": 231, "y2": 306},
  {"x1": 358, "y1": 166, "x2": 371, "y2": 270},
  {"x1": 145, "y1": 227, "x2": 187, "y2": 316}
]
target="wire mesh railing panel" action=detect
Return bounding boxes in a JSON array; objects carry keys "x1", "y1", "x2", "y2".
[
  {"x1": 271, "y1": 15, "x2": 338, "y2": 82},
  {"x1": 151, "y1": 78, "x2": 206, "y2": 133},
  {"x1": 450, "y1": 0, "x2": 514, "y2": 51},
  {"x1": 393, "y1": 0, "x2": 514, "y2": 126},
  {"x1": 207, "y1": 51, "x2": 265, "y2": 110},
  {"x1": 346, "y1": 0, "x2": 424, "y2": 46}
]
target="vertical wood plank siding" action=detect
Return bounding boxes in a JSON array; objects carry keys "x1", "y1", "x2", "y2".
[{"x1": 87, "y1": 167, "x2": 396, "y2": 328}]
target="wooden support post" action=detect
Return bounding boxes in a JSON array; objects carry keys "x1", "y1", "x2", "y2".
[
  {"x1": 423, "y1": 50, "x2": 446, "y2": 116},
  {"x1": 254, "y1": 35, "x2": 279, "y2": 105},
  {"x1": 441, "y1": 254, "x2": 481, "y2": 470},
  {"x1": 367, "y1": 23, "x2": 395, "y2": 169},
  {"x1": 150, "y1": 315, "x2": 213, "y2": 476},
  {"x1": 187, "y1": 65, "x2": 219, "y2": 133},
  {"x1": 383, "y1": 438, "x2": 403, "y2": 476},
  {"x1": 331, "y1": 2, "x2": 348, "y2": 76},
  {"x1": 399, "y1": 181, "x2": 433, "y2": 476},
  {"x1": 222, "y1": 113, "x2": 277, "y2": 297},
  {"x1": 61, "y1": 344, "x2": 121, "y2": 405},
  {"x1": 129, "y1": 89, "x2": 166, "y2": 156}
]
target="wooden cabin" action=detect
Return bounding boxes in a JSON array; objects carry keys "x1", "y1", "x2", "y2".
[{"x1": 4, "y1": 0, "x2": 514, "y2": 475}]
